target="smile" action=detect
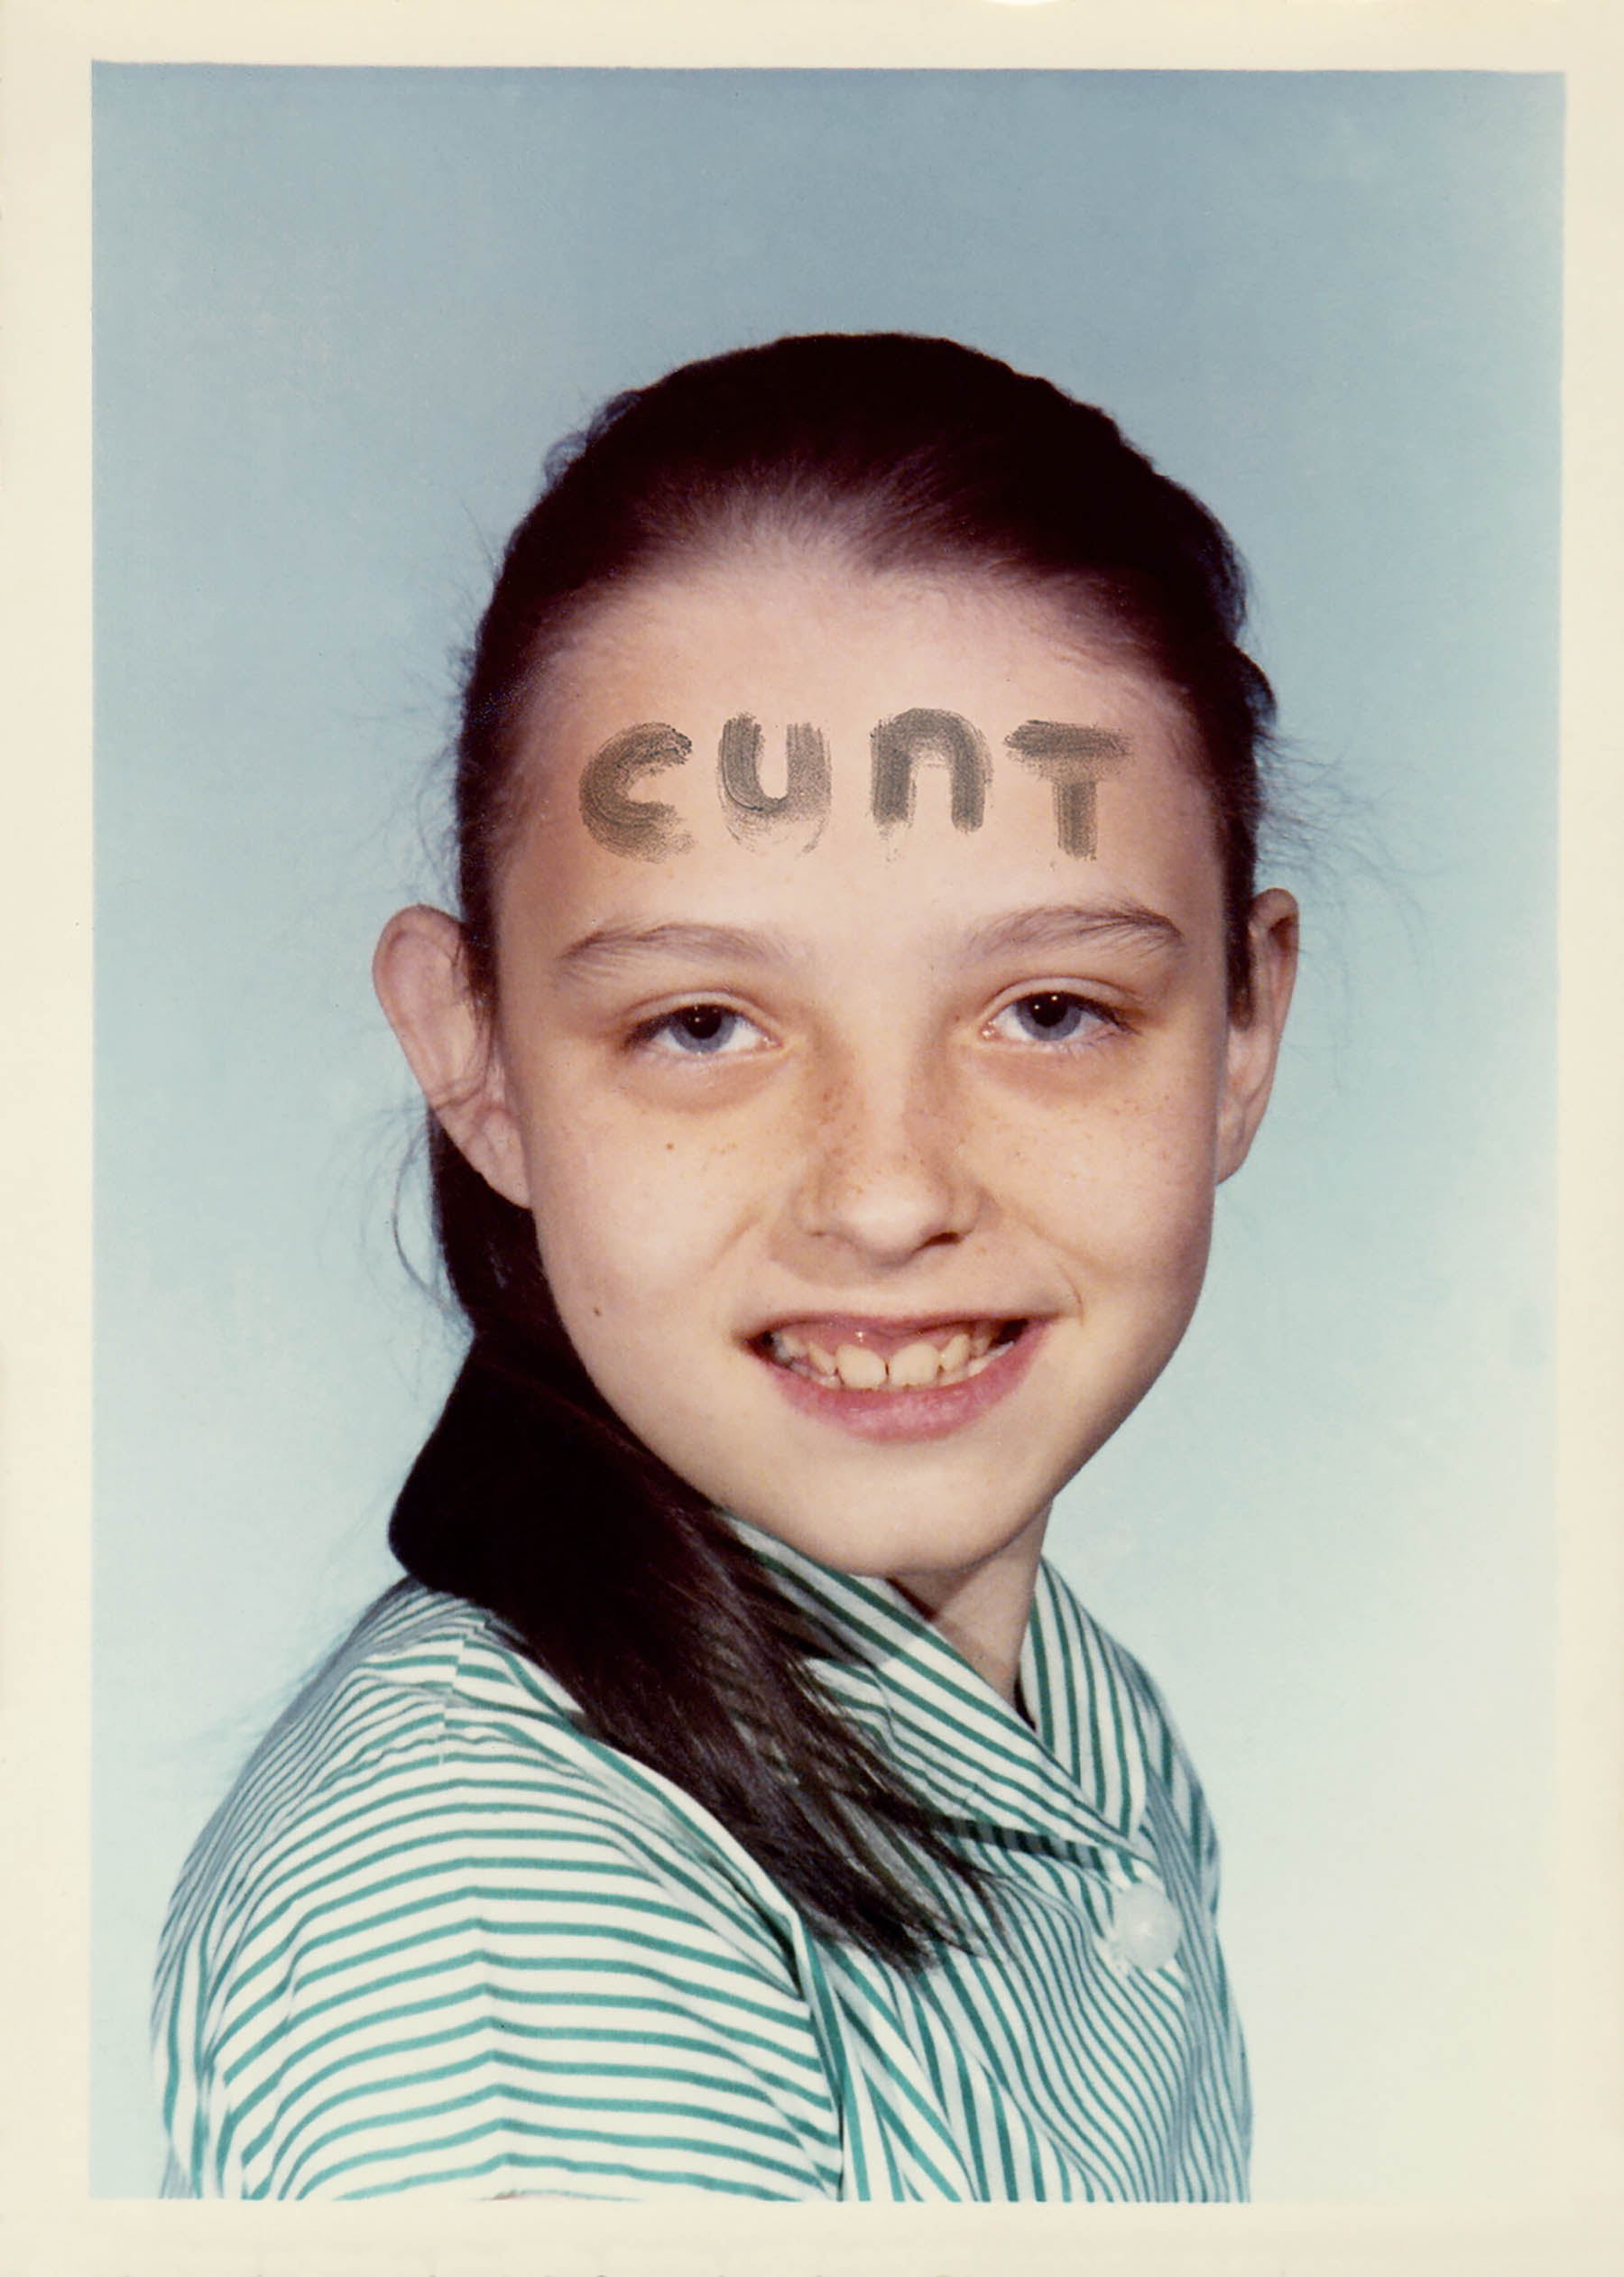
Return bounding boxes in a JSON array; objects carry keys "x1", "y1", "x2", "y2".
[
  {"x1": 749, "y1": 1314, "x2": 1044, "y2": 1443},
  {"x1": 760, "y1": 1318, "x2": 1021, "y2": 1391}
]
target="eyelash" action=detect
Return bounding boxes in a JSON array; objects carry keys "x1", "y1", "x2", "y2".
[
  {"x1": 984, "y1": 991, "x2": 1126, "y2": 1049},
  {"x1": 628, "y1": 989, "x2": 1127, "y2": 1061},
  {"x1": 629, "y1": 1004, "x2": 765, "y2": 1060}
]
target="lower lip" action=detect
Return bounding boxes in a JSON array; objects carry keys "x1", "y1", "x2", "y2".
[{"x1": 753, "y1": 1321, "x2": 1047, "y2": 1443}]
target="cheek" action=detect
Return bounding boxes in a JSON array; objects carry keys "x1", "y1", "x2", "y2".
[
  {"x1": 521, "y1": 1101, "x2": 761, "y2": 1328},
  {"x1": 986, "y1": 1056, "x2": 1223, "y2": 1283}
]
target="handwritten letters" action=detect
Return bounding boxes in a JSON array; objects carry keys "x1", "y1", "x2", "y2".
[{"x1": 578, "y1": 713, "x2": 1130, "y2": 860}]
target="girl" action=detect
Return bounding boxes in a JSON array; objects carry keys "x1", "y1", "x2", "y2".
[{"x1": 155, "y1": 332, "x2": 1297, "y2": 2202}]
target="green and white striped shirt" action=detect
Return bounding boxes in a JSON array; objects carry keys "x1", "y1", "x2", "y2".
[{"x1": 154, "y1": 1523, "x2": 1249, "y2": 2200}]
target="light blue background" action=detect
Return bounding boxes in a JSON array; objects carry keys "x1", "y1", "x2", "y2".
[{"x1": 95, "y1": 68, "x2": 1561, "y2": 2199}]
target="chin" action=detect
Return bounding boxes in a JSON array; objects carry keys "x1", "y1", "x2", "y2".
[{"x1": 724, "y1": 1479, "x2": 1055, "y2": 1583}]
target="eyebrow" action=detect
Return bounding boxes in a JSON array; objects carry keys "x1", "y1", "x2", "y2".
[
  {"x1": 554, "y1": 921, "x2": 798, "y2": 982},
  {"x1": 554, "y1": 902, "x2": 1185, "y2": 983},
  {"x1": 964, "y1": 902, "x2": 1187, "y2": 960}
]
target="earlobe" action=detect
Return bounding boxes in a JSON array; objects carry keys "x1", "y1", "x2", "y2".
[
  {"x1": 1216, "y1": 888, "x2": 1299, "y2": 1183},
  {"x1": 371, "y1": 905, "x2": 532, "y2": 1210}
]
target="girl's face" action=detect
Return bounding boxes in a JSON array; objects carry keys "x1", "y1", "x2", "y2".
[{"x1": 392, "y1": 549, "x2": 1296, "y2": 1590}]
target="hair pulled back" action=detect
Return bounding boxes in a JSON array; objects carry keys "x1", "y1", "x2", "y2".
[{"x1": 391, "y1": 333, "x2": 1276, "y2": 1967}]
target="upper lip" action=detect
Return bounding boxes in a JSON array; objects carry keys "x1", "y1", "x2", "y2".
[{"x1": 746, "y1": 1310, "x2": 1034, "y2": 1352}]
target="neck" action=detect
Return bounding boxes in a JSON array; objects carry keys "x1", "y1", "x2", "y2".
[{"x1": 890, "y1": 1507, "x2": 1051, "y2": 1704}]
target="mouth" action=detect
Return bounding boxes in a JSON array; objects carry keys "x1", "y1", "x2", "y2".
[
  {"x1": 747, "y1": 1313, "x2": 1044, "y2": 1442},
  {"x1": 752, "y1": 1316, "x2": 1025, "y2": 1392}
]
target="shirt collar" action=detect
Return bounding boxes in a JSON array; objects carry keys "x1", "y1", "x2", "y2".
[{"x1": 729, "y1": 1516, "x2": 1152, "y2": 1860}]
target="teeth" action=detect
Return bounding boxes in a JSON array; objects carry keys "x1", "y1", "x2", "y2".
[
  {"x1": 834, "y1": 1342, "x2": 888, "y2": 1391},
  {"x1": 887, "y1": 1339, "x2": 942, "y2": 1389},
  {"x1": 766, "y1": 1321, "x2": 1019, "y2": 1391}
]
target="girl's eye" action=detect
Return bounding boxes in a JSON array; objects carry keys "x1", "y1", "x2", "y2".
[
  {"x1": 635, "y1": 1004, "x2": 763, "y2": 1059},
  {"x1": 989, "y1": 991, "x2": 1117, "y2": 1046}
]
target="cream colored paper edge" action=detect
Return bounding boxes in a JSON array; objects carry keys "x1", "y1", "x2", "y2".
[{"x1": 1, "y1": 1, "x2": 1618, "y2": 2271}]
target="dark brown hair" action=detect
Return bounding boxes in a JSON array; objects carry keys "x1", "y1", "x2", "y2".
[{"x1": 391, "y1": 333, "x2": 1277, "y2": 1967}]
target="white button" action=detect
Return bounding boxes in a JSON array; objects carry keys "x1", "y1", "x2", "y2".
[{"x1": 1107, "y1": 1880, "x2": 1181, "y2": 1971}]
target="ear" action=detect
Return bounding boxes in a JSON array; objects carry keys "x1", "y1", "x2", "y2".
[
  {"x1": 372, "y1": 904, "x2": 532, "y2": 1210},
  {"x1": 1216, "y1": 888, "x2": 1299, "y2": 1183}
]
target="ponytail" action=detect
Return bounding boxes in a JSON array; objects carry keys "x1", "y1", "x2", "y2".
[{"x1": 392, "y1": 1134, "x2": 987, "y2": 1967}]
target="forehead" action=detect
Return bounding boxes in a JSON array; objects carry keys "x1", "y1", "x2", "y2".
[
  {"x1": 542, "y1": 544, "x2": 1176, "y2": 739},
  {"x1": 500, "y1": 547, "x2": 1223, "y2": 947}
]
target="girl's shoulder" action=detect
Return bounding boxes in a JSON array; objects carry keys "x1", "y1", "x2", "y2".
[
  {"x1": 159, "y1": 1581, "x2": 800, "y2": 1991},
  {"x1": 154, "y1": 1585, "x2": 838, "y2": 2201},
  {"x1": 172, "y1": 1581, "x2": 577, "y2": 1866}
]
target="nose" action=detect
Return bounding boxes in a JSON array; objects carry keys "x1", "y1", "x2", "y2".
[{"x1": 789, "y1": 1043, "x2": 982, "y2": 1269}]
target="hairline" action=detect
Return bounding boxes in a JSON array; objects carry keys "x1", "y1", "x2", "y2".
[{"x1": 476, "y1": 510, "x2": 1217, "y2": 939}]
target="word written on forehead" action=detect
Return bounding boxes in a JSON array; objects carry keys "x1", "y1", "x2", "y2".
[{"x1": 579, "y1": 710, "x2": 1130, "y2": 861}]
